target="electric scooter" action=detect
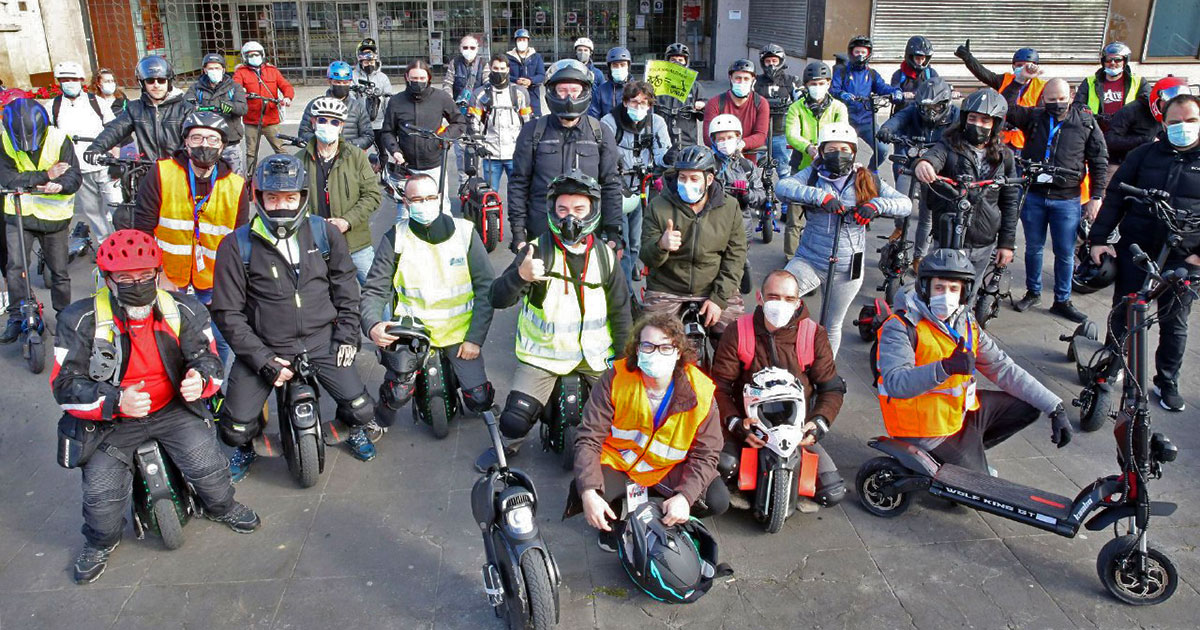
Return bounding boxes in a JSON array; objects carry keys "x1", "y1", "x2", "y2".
[
  {"x1": 538, "y1": 374, "x2": 590, "y2": 471},
  {"x1": 679, "y1": 300, "x2": 712, "y2": 372},
  {"x1": 131, "y1": 440, "x2": 198, "y2": 550},
  {"x1": 756, "y1": 117, "x2": 782, "y2": 244},
  {"x1": 245, "y1": 91, "x2": 282, "y2": 178},
  {"x1": 0, "y1": 187, "x2": 48, "y2": 373},
  {"x1": 736, "y1": 417, "x2": 821, "y2": 534},
  {"x1": 472, "y1": 410, "x2": 561, "y2": 629},
  {"x1": 457, "y1": 133, "x2": 504, "y2": 252},
  {"x1": 276, "y1": 133, "x2": 307, "y2": 149},
  {"x1": 91, "y1": 153, "x2": 154, "y2": 231},
  {"x1": 410, "y1": 333, "x2": 462, "y2": 440},
  {"x1": 251, "y1": 353, "x2": 338, "y2": 488},
  {"x1": 849, "y1": 94, "x2": 892, "y2": 171}
]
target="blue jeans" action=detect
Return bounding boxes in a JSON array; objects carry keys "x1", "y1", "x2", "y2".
[
  {"x1": 1020, "y1": 191, "x2": 1080, "y2": 303},
  {"x1": 852, "y1": 121, "x2": 891, "y2": 171},
  {"x1": 769, "y1": 134, "x2": 792, "y2": 180},
  {"x1": 482, "y1": 158, "x2": 514, "y2": 191},
  {"x1": 350, "y1": 245, "x2": 375, "y2": 286}
]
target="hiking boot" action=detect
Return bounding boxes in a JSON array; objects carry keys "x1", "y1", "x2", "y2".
[
  {"x1": 474, "y1": 443, "x2": 521, "y2": 474},
  {"x1": 229, "y1": 444, "x2": 256, "y2": 483},
  {"x1": 73, "y1": 541, "x2": 119, "y2": 584},
  {"x1": 1153, "y1": 377, "x2": 1186, "y2": 412},
  {"x1": 346, "y1": 427, "x2": 377, "y2": 461},
  {"x1": 0, "y1": 316, "x2": 22, "y2": 344},
  {"x1": 1013, "y1": 291, "x2": 1041, "y2": 312},
  {"x1": 1050, "y1": 300, "x2": 1087, "y2": 323},
  {"x1": 206, "y1": 501, "x2": 261, "y2": 533}
]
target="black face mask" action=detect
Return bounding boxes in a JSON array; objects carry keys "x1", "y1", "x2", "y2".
[
  {"x1": 406, "y1": 81, "x2": 428, "y2": 96},
  {"x1": 330, "y1": 84, "x2": 351, "y2": 99},
  {"x1": 489, "y1": 71, "x2": 508, "y2": 87},
  {"x1": 189, "y1": 145, "x2": 220, "y2": 168},
  {"x1": 963, "y1": 123, "x2": 991, "y2": 146},
  {"x1": 1045, "y1": 101, "x2": 1070, "y2": 119},
  {"x1": 851, "y1": 54, "x2": 870, "y2": 69},
  {"x1": 114, "y1": 278, "x2": 158, "y2": 307},
  {"x1": 822, "y1": 151, "x2": 854, "y2": 177},
  {"x1": 554, "y1": 215, "x2": 589, "y2": 245}
]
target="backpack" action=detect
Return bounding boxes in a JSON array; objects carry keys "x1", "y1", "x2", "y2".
[
  {"x1": 527, "y1": 232, "x2": 615, "y2": 307},
  {"x1": 477, "y1": 85, "x2": 524, "y2": 131},
  {"x1": 235, "y1": 216, "x2": 331, "y2": 270},
  {"x1": 51, "y1": 93, "x2": 104, "y2": 127},
  {"x1": 735, "y1": 313, "x2": 818, "y2": 371},
  {"x1": 717, "y1": 91, "x2": 767, "y2": 116}
]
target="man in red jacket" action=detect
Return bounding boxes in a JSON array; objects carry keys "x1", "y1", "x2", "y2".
[
  {"x1": 233, "y1": 41, "x2": 295, "y2": 174},
  {"x1": 703, "y1": 59, "x2": 770, "y2": 164}
]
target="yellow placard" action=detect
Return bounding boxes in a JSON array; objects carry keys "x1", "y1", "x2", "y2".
[{"x1": 643, "y1": 60, "x2": 698, "y2": 104}]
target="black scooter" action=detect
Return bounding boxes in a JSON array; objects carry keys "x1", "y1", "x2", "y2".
[
  {"x1": 679, "y1": 300, "x2": 712, "y2": 372},
  {"x1": 252, "y1": 353, "x2": 337, "y2": 488},
  {"x1": 472, "y1": 410, "x2": 561, "y2": 628},
  {"x1": 91, "y1": 152, "x2": 154, "y2": 231},
  {"x1": 0, "y1": 188, "x2": 48, "y2": 373},
  {"x1": 131, "y1": 440, "x2": 197, "y2": 549}
]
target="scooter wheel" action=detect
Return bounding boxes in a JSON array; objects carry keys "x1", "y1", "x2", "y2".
[
  {"x1": 153, "y1": 498, "x2": 185, "y2": 550},
  {"x1": 1097, "y1": 534, "x2": 1178, "y2": 606},
  {"x1": 856, "y1": 457, "x2": 911, "y2": 518},
  {"x1": 857, "y1": 305, "x2": 877, "y2": 342},
  {"x1": 485, "y1": 215, "x2": 501, "y2": 253},
  {"x1": 974, "y1": 298, "x2": 998, "y2": 330},
  {"x1": 763, "y1": 469, "x2": 794, "y2": 534},
  {"x1": 560, "y1": 424, "x2": 577, "y2": 472},
  {"x1": 294, "y1": 433, "x2": 321, "y2": 488},
  {"x1": 1080, "y1": 386, "x2": 1115, "y2": 432},
  {"x1": 429, "y1": 398, "x2": 451, "y2": 439},
  {"x1": 520, "y1": 549, "x2": 558, "y2": 629},
  {"x1": 25, "y1": 335, "x2": 46, "y2": 374},
  {"x1": 760, "y1": 215, "x2": 774, "y2": 245}
]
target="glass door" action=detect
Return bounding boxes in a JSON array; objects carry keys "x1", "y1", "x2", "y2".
[
  {"x1": 236, "y1": 3, "x2": 304, "y2": 72},
  {"x1": 489, "y1": 0, "x2": 525, "y2": 59},
  {"x1": 627, "y1": 0, "x2": 677, "y2": 64},
  {"x1": 437, "y1": 1, "x2": 486, "y2": 55},
  {"x1": 377, "y1": 1, "x2": 430, "y2": 68},
  {"x1": 305, "y1": 1, "x2": 370, "y2": 69}
]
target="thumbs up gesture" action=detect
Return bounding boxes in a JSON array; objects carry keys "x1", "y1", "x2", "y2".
[
  {"x1": 120, "y1": 381, "x2": 152, "y2": 418},
  {"x1": 659, "y1": 218, "x2": 682, "y2": 252},
  {"x1": 955, "y1": 39, "x2": 971, "y2": 60},
  {"x1": 941, "y1": 339, "x2": 976, "y2": 376},
  {"x1": 518, "y1": 242, "x2": 548, "y2": 282},
  {"x1": 179, "y1": 368, "x2": 205, "y2": 402}
]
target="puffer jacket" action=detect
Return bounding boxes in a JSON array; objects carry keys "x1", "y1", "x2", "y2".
[
  {"x1": 777, "y1": 164, "x2": 910, "y2": 271},
  {"x1": 185, "y1": 75, "x2": 248, "y2": 143},
  {"x1": 296, "y1": 90, "x2": 375, "y2": 150},
  {"x1": 830, "y1": 65, "x2": 902, "y2": 128},
  {"x1": 88, "y1": 88, "x2": 194, "y2": 159}
]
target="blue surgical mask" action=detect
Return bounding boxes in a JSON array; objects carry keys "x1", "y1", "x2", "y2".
[
  {"x1": 60, "y1": 81, "x2": 82, "y2": 97},
  {"x1": 206, "y1": 69, "x2": 225, "y2": 84},
  {"x1": 314, "y1": 123, "x2": 340, "y2": 145},
  {"x1": 611, "y1": 66, "x2": 629, "y2": 83},
  {"x1": 626, "y1": 105, "x2": 648, "y2": 122},
  {"x1": 677, "y1": 179, "x2": 706, "y2": 203},
  {"x1": 1103, "y1": 66, "x2": 1122, "y2": 78},
  {"x1": 730, "y1": 82, "x2": 751, "y2": 98},
  {"x1": 1166, "y1": 122, "x2": 1199, "y2": 148},
  {"x1": 637, "y1": 351, "x2": 677, "y2": 379},
  {"x1": 248, "y1": 56, "x2": 264, "y2": 68},
  {"x1": 407, "y1": 199, "x2": 441, "y2": 225}
]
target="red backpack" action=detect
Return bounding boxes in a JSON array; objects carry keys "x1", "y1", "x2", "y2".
[{"x1": 735, "y1": 314, "x2": 818, "y2": 371}]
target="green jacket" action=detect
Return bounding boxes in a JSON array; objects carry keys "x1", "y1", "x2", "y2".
[
  {"x1": 296, "y1": 141, "x2": 380, "y2": 253},
  {"x1": 784, "y1": 97, "x2": 849, "y2": 171}
]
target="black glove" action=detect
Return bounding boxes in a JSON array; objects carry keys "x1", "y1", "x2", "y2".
[
  {"x1": 877, "y1": 127, "x2": 895, "y2": 143},
  {"x1": 1050, "y1": 404, "x2": 1072, "y2": 448},
  {"x1": 83, "y1": 150, "x2": 100, "y2": 166},
  {"x1": 955, "y1": 39, "x2": 972, "y2": 60},
  {"x1": 218, "y1": 101, "x2": 234, "y2": 115},
  {"x1": 805, "y1": 416, "x2": 829, "y2": 442},
  {"x1": 940, "y1": 339, "x2": 975, "y2": 376},
  {"x1": 509, "y1": 228, "x2": 528, "y2": 254},
  {"x1": 258, "y1": 361, "x2": 281, "y2": 385},
  {"x1": 819, "y1": 193, "x2": 844, "y2": 215}
]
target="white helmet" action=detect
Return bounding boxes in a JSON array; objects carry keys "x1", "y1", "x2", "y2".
[
  {"x1": 743, "y1": 367, "x2": 805, "y2": 427},
  {"x1": 54, "y1": 62, "x2": 86, "y2": 80},
  {"x1": 310, "y1": 96, "x2": 348, "y2": 121},
  {"x1": 574, "y1": 37, "x2": 595, "y2": 51},
  {"x1": 241, "y1": 41, "x2": 266, "y2": 59},
  {"x1": 708, "y1": 114, "x2": 743, "y2": 139},
  {"x1": 816, "y1": 122, "x2": 858, "y2": 148}
]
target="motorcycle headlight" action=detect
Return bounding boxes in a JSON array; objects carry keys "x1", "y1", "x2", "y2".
[{"x1": 504, "y1": 505, "x2": 535, "y2": 535}]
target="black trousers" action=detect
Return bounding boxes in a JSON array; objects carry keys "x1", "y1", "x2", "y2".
[
  {"x1": 904, "y1": 390, "x2": 1041, "y2": 473},
  {"x1": 5, "y1": 223, "x2": 70, "y2": 315},
  {"x1": 1108, "y1": 244, "x2": 1195, "y2": 385},
  {"x1": 596, "y1": 464, "x2": 730, "y2": 519}
]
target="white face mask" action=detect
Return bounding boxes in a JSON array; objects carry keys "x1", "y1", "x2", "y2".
[
  {"x1": 407, "y1": 199, "x2": 441, "y2": 224},
  {"x1": 762, "y1": 300, "x2": 798, "y2": 328},
  {"x1": 928, "y1": 291, "x2": 960, "y2": 320},
  {"x1": 314, "y1": 122, "x2": 340, "y2": 145},
  {"x1": 206, "y1": 69, "x2": 224, "y2": 84},
  {"x1": 461, "y1": 47, "x2": 477, "y2": 62},
  {"x1": 60, "y1": 81, "x2": 82, "y2": 97},
  {"x1": 516, "y1": 41, "x2": 529, "y2": 52},
  {"x1": 611, "y1": 66, "x2": 629, "y2": 83},
  {"x1": 637, "y1": 351, "x2": 677, "y2": 379},
  {"x1": 807, "y1": 84, "x2": 828, "y2": 101},
  {"x1": 100, "y1": 81, "x2": 117, "y2": 96},
  {"x1": 715, "y1": 138, "x2": 741, "y2": 157}
]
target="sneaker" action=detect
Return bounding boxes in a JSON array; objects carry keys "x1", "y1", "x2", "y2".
[
  {"x1": 206, "y1": 501, "x2": 261, "y2": 533},
  {"x1": 364, "y1": 421, "x2": 386, "y2": 444},
  {"x1": 597, "y1": 529, "x2": 618, "y2": 553},
  {"x1": 796, "y1": 497, "x2": 820, "y2": 514},
  {"x1": 346, "y1": 428, "x2": 377, "y2": 461},
  {"x1": 73, "y1": 541, "x2": 119, "y2": 584},
  {"x1": 1013, "y1": 291, "x2": 1041, "y2": 312},
  {"x1": 474, "y1": 443, "x2": 520, "y2": 473},
  {"x1": 0, "y1": 317, "x2": 22, "y2": 344},
  {"x1": 728, "y1": 492, "x2": 751, "y2": 511},
  {"x1": 1153, "y1": 378, "x2": 1186, "y2": 412},
  {"x1": 229, "y1": 444, "x2": 256, "y2": 483},
  {"x1": 1050, "y1": 300, "x2": 1087, "y2": 323}
]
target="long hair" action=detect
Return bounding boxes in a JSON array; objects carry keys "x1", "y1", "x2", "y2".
[
  {"x1": 89, "y1": 68, "x2": 127, "y2": 103},
  {"x1": 622, "y1": 312, "x2": 699, "y2": 374},
  {"x1": 942, "y1": 117, "x2": 1007, "y2": 165}
]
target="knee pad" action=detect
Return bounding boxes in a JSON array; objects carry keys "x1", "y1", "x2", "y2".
[
  {"x1": 336, "y1": 391, "x2": 376, "y2": 427},
  {"x1": 216, "y1": 409, "x2": 262, "y2": 448},
  {"x1": 814, "y1": 470, "x2": 846, "y2": 507},
  {"x1": 461, "y1": 382, "x2": 495, "y2": 414},
  {"x1": 379, "y1": 378, "x2": 415, "y2": 410},
  {"x1": 499, "y1": 390, "x2": 543, "y2": 439}
]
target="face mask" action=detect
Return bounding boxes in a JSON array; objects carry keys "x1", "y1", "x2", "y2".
[
  {"x1": 677, "y1": 179, "x2": 706, "y2": 203},
  {"x1": 554, "y1": 214, "x2": 591, "y2": 245},
  {"x1": 822, "y1": 151, "x2": 854, "y2": 177},
  {"x1": 189, "y1": 145, "x2": 220, "y2": 168},
  {"x1": 206, "y1": 69, "x2": 224, "y2": 84},
  {"x1": 576, "y1": 50, "x2": 591, "y2": 64},
  {"x1": 1104, "y1": 65, "x2": 1123, "y2": 78},
  {"x1": 852, "y1": 54, "x2": 869, "y2": 68},
  {"x1": 100, "y1": 81, "x2": 117, "y2": 96},
  {"x1": 248, "y1": 56, "x2": 263, "y2": 68},
  {"x1": 489, "y1": 71, "x2": 508, "y2": 87},
  {"x1": 406, "y1": 80, "x2": 428, "y2": 95},
  {"x1": 963, "y1": 122, "x2": 991, "y2": 146},
  {"x1": 637, "y1": 350, "x2": 677, "y2": 379},
  {"x1": 516, "y1": 41, "x2": 529, "y2": 52},
  {"x1": 314, "y1": 123, "x2": 340, "y2": 144},
  {"x1": 1045, "y1": 101, "x2": 1070, "y2": 119},
  {"x1": 407, "y1": 199, "x2": 440, "y2": 224},
  {"x1": 611, "y1": 67, "x2": 629, "y2": 83},
  {"x1": 330, "y1": 84, "x2": 350, "y2": 99},
  {"x1": 114, "y1": 278, "x2": 158, "y2": 308},
  {"x1": 626, "y1": 105, "x2": 649, "y2": 122},
  {"x1": 461, "y1": 48, "x2": 477, "y2": 62},
  {"x1": 807, "y1": 84, "x2": 828, "y2": 101},
  {"x1": 762, "y1": 300, "x2": 798, "y2": 328},
  {"x1": 1166, "y1": 121, "x2": 1200, "y2": 148},
  {"x1": 715, "y1": 138, "x2": 740, "y2": 156},
  {"x1": 730, "y1": 82, "x2": 751, "y2": 98},
  {"x1": 928, "y1": 291, "x2": 960, "y2": 320},
  {"x1": 360, "y1": 61, "x2": 376, "y2": 72},
  {"x1": 60, "y1": 81, "x2": 82, "y2": 97}
]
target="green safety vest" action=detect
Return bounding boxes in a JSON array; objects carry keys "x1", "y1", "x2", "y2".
[
  {"x1": 1085, "y1": 74, "x2": 1142, "y2": 115},
  {"x1": 391, "y1": 218, "x2": 476, "y2": 348},
  {"x1": 1, "y1": 126, "x2": 75, "y2": 222},
  {"x1": 784, "y1": 97, "x2": 849, "y2": 171}
]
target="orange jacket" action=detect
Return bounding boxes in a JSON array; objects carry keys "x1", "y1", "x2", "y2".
[{"x1": 233, "y1": 64, "x2": 294, "y2": 126}]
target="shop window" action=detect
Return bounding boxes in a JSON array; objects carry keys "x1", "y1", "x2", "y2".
[{"x1": 1146, "y1": 0, "x2": 1200, "y2": 59}]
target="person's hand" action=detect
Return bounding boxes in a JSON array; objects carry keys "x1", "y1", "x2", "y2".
[
  {"x1": 1050, "y1": 404, "x2": 1072, "y2": 448},
  {"x1": 1186, "y1": 254, "x2": 1200, "y2": 267},
  {"x1": 807, "y1": 145, "x2": 819, "y2": 159},
  {"x1": 518, "y1": 242, "x2": 548, "y2": 282},
  {"x1": 336, "y1": 344, "x2": 357, "y2": 367},
  {"x1": 582, "y1": 488, "x2": 617, "y2": 531},
  {"x1": 271, "y1": 357, "x2": 294, "y2": 387},
  {"x1": 83, "y1": 150, "x2": 100, "y2": 165},
  {"x1": 659, "y1": 218, "x2": 682, "y2": 252},
  {"x1": 876, "y1": 127, "x2": 895, "y2": 143},
  {"x1": 661, "y1": 493, "x2": 691, "y2": 526},
  {"x1": 179, "y1": 369, "x2": 205, "y2": 402},
  {"x1": 994, "y1": 248, "x2": 1014, "y2": 267},
  {"x1": 119, "y1": 381, "x2": 152, "y2": 418},
  {"x1": 48, "y1": 161, "x2": 71, "y2": 179},
  {"x1": 955, "y1": 39, "x2": 972, "y2": 60},
  {"x1": 819, "y1": 193, "x2": 844, "y2": 215},
  {"x1": 517, "y1": 77, "x2": 531, "y2": 87},
  {"x1": 218, "y1": 101, "x2": 234, "y2": 115},
  {"x1": 391, "y1": 151, "x2": 406, "y2": 165},
  {"x1": 902, "y1": 91, "x2": 915, "y2": 101},
  {"x1": 741, "y1": 417, "x2": 766, "y2": 448},
  {"x1": 1085, "y1": 198, "x2": 1102, "y2": 222},
  {"x1": 279, "y1": 97, "x2": 292, "y2": 108},
  {"x1": 652, "y1": 177, "x2": 664, "y2": 192},
  {"x1": 800, "y1": 421, "x2": 820, "y2": 447},
  {"x1": 700, "y1": 299, "x2": 723, "y2": 327},
  {"x1": 38, "y1": 182, "x2": 63, "y2": 194},
  {"x1": 852, "y1": 201, "x2": 878, "y2": 225},
  {"x1": 914, "y1": 160, "x2": 938, "y2": 184},
  {"x1": 369, "y1": 321, "x2": 399, "y2": 347},
  {"x1": 327, "y1": 217, "x2": 350, "y2": 233},
  {"x1": 1090, "y1": 244, "x2": 1116, "y2": 265},
  {"x1": 729, "y1": 179, "x2": 749, "y2": 198},
  {"x1": 941, "y1": 339, "x2": 975, "y2": 376},
  {"x1": 457, "y1": 341, "x2": 481, "y2": 360}
]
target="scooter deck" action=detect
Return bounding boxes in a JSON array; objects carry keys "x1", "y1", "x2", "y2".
[{"x1": 934, "y1": 464, "x2": 1073, "y2": 526}]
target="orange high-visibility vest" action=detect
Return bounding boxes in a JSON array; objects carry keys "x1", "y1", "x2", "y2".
[
  {"x1": 877, "y1": 316, "x2": 980, "y2": 438},
  {"x1": 153, "y1": 159, "x2": 244, "y2": 291},
  {"x1": 998, "y1": 74, "x2": 1047, "y2": 149}
]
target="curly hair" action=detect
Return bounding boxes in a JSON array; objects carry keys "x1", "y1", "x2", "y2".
[{"x1": 622, "y1": 312, "x2": 700, "y2": 373}]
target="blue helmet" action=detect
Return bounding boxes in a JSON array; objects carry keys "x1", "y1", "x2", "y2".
[
  {"x1": 1012, "y1": 48, "x2": 1040, "y2": 64},
  {"x1": 328, "y1": 60, "x2": 353, "y2": 81},
  {"x1": 514, "y1": 28, "x2": 531, "y2": 40},
  {"x1": 606, "y1": 47, "x2": 632, "y2": 64},
  {"x1": 2, "y1": 98, "x2": 50, "y2": 153}
]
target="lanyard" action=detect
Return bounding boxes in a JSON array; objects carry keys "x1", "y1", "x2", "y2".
[
  {"x1": 944, "y1": 319, "x2": 973, "y2": 348},
  {"x1": 186, "y1": 163, "x2": 218, "y2": 240},
  {"x1": 1044, "y1": 117, "x2": 1064, "y2": 162},
  {"x1": 652, "y1": 381, "x2": 675, "y2": 429}
]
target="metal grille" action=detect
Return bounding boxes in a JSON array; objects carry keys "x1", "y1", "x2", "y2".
[
  {"x1": 870, "y1": 0, "x2": 1111, "y2": 62},
  {"x1": 87, "y1": 0, "x2": 233, "y2": 84},
  {"x1": 747, "y1": 0, "x2": 808, "y2": 59}
]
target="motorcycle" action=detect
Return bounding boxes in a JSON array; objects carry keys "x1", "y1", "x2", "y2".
[
  {"x1": 131, "y1": 440, "x2": 198, "y2": 550},
  {"x1": 0, "y1": 188, "x2": 48, "y2": 373},
  {"x1": 457, "y1": 134, "x2": 504, "y2": 252},
  {"x1": 472, "y1": 410, "x2": 561, "y2": 629}
]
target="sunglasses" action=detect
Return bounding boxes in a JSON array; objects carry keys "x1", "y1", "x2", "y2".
[
  {"x1": 462, "y1": 46, "x2": 477, "y2": 51},
  {"x1": 143, "y1": 77, "x2": 168, "y2": 85},
  {"x1": 316, "y1": 117, "x2": 343, "y2": 126}
]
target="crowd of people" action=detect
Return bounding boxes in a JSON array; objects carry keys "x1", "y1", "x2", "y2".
[{"x1": 0, "y1": 30, "x2": 1196, "y2": 599}]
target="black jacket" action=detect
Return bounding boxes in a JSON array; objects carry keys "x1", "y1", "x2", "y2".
[
  {"x1": 920, "y1": 138, "x2": 1021, "y2": 250},
  {"x1": 754, "y1": 70, "x2": 802, "y2": 133},
  {"x1": 508, "y1": 115, "x2": 623, "y2": 244},
  {"x1": 0, "y1": 134, "x2": 82, "y2": 233},
  {"x1": 211, "y1": 218, "x2": 361, "y2": 374},
  {"x1": 1094, "y1": 139, "x2": 1200, "y2": 257},
  {"x1": 128, "y1": 150, "x2": 250, "y2": 233},
  {"x1": 88, "y1": 89, "x2": 195, "y2": 160},
  {"x1": 185, "y1": 76, "x2": 248, "y2": 143},
  {"x1": 655, "y1": 81, "x2": 704, "y2": 148},
  {"x1": 379, "y1": 86, "x2": 465, "y2": 170},
  {"x1": 1105, "y1": 99, "x2": 1159, "y2": 164},
  {"x1": 1008, "y1": 103, "x2": 1109, "y2": 200}
]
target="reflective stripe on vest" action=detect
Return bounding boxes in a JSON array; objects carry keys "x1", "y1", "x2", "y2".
[
  {"x1": 599, "y1": 362, "x2": 716, "y2": 488},
  {"x1": 997, "y1": 74, "x2": 1047, "y2": 149},
  {"x1": 515, "y1": 242, "x2": 615, "y2": 374},
  {"x1": 1085, "y1": 74, "x2": 1142, "y2": 114},
  {"x1": 876, "y1": 315, "x2": 980, "y2": 438},
  {"x1": 94, "y1": 287, "x2": 182, "y2": 342},
  {"x1": 1, "y1": 126, "x2": 75, "y2": 221},
  {"x1": 391, "y1": 218, "x2": 476, "y2": 348},
  {"x1": 153, "y1": 159, "x2": 245, "y2": 291}
]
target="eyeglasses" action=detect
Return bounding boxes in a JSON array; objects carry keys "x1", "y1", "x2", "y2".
[
  {"x1": 143, "y1": 78, "x2": 168, "y2": 85},
  {"x1": 405, "y1": 194, "x2": 439, "y2": 204},
  {"x1": 316, "y1": 117, "x2": 344, "y2": 127},
  {"x1": 1103, "y1": 57, "x2": 1125, "y2": 65},
  {"x1": 186, "y1": 135, "x2": 223, "y2": 147},
  {"x1": 461, "y1": 46, "x2": 477, "y2": 51},
  {"x1": 637, "y1": 342, "x2": 678, "y2": 356}
]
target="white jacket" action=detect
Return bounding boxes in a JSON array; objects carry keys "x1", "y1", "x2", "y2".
[{"x1": 49, "y1": 94, "x2": 114, "y2": 173}]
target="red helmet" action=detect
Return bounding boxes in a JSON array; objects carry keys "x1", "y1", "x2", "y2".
[
  {"x1": 1149, "y1": 76, "x2": 1190, "y2": 122},
  {"x1": 97, "y1": 230, "x2": 162, "y2": 274}
]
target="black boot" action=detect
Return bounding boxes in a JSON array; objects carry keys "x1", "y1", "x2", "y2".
[
  {"x1": 0, "y1": 316, "x2": 22, "y2": 344},
  {"x1": 1049, "y1": 300, "x2": 1087, "y2": 323},
  {"x1": 1013, "y1": 291, "x2": 1041, "y2": 312}
]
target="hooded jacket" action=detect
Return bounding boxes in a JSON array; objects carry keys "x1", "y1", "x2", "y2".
[
  {"x1": 88, "y1": 88, "x2": 195, "y2": 160},
  {"x1": 830, "y1": 64, "x2": 902, "y2": 128},
  {"x1": 506, "y1": 47, "x2": 546, "y2": 94},
  {"x1": 589, "y1": 78, "x2": 626, "y2": 120},
  {"x1": 185, "y1": 74, "x2": 249, "y2": 144}
]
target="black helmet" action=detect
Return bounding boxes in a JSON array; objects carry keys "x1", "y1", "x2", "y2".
[
  {"x1": 357, "y1": 38, "x2": 378, "y2": 55},
  {"x1": 1012, "y1": 48, "x2": 1040, "y2": 64},
  {"x1": 380, "y1": 314, "x2": 431, "y2": 374},
  {"x1": 671, "y1": 145, "x2": 717, "y2": 174},
  {"x1": 606, "y1": 47, "x2": 632, "y2": 64},
  {"x1": 915, "y1": 77, "x2": 953, "y2": 124},
  {"x1": 253, "y1": 154, "x2": 310, "y2": 239},
  {"x1": 759, "y1": 44, "x2": 786, "y2": 70},
  {"x1": 848, "y1": 35, "x2": 873, "y2": 54},
  {"x1": 960, "y1": 87, "x2": 1008, "y2": 124},
  {"x1": 618, "y1": 502, "x2": 724, "y2": 604},
  {"x1": 665, "y1": 43, "x2": 690, "y2": 60},
  {"x1": 544, "y1": 59, "x2": 594, "y2": 120},
  {"x1": 545, "y1": 170, "x2": 602, "y2": 245},
  {"x1": 728, "y1": 58, "x2": 756, "y2": 77},
  {"x1": 918, "y1": 248, "x2": 977, "y2": 298},
  {"x1": 181, "y1": 111, "x2": 230, "y2": 142},
  {"x1": 2, "y1": 98, "x2": 50, "y2": 153},
  {"x1": 135, "y1": 56, "x2": 174, "y2": 82},
  {"x1": 1073, "y1": 245, "x2": 1117, "y2": 294},
  {"x1": 803, "y1": 61, "x2": 832, "y2": 84},
  {"x1": 905, "y1": 36, "x2": 934, "y2": 69},
  {"x1": 201, "y1": 53, "x2": 226, "y2": 68}
]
